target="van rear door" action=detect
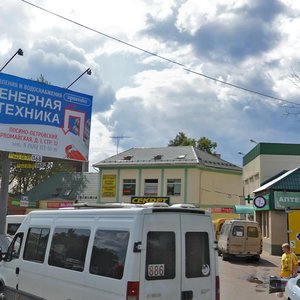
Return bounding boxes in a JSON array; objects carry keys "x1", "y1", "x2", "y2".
[
  {"x1": 245, "y1": 224, "x2": 261, "y2": 254},
  {"x1": 140, "y1": 213, "x2": 181, "y2": 300},
  {"x1": 229, "y1": 223, "x2": 246, "y2": 253},
  {"x1": 181, "y1": 214, "x2": 213, "y2": 300},
  {"x1": 140, "y1": 212, "x2": 215, "y2": 300}
]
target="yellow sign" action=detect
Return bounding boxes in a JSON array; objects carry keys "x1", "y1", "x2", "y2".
[
  {"x1": 101, "y1": 175, "x2": 116, "y2": 198},
  {"x1": 16, "y1": 163, "x2": 36, "y2": 169},
  {"x1": 9, "y1": 152, "x2": 42, "y2": 162},
  {"x1": 131, "y1": 197, "x2": 170, "y2": 205}
]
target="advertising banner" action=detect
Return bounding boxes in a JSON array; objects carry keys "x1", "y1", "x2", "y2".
[
  {"x1": 101, "y1": 175, "x2": 117, "y2": 198},
  {"x1": 0, "y1": 72, "x2": 93, "y2": 161}
]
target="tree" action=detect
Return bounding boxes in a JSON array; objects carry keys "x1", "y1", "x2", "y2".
[
  {"x1": 168, "y1": 132, "x2": 218, "y2": 154},
  {"x1": 168, "y1": 132, "x2": 196, "y2": 147},
  {"x1": 196, "y1": 137, "x2": 217, "y2": 154}
]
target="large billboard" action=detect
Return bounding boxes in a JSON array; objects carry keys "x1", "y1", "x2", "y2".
[{"x1": 0, "y1": 72, "x2": 93, "y2": 161}]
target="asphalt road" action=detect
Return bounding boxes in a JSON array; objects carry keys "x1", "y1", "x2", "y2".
[{"x1": 219, "y1": 252, "x2": 282, "y2": 300}]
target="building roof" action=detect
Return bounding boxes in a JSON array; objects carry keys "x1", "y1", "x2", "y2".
[
  {"x1": 243, "y1": 143, "x2": 300, "y2": 166},
  {"x1": 93, "y1": 146, "x2": 241, "y2": 172},
  {"x1": 253, "y1": 167, "x2": 300, "y2": 193},
  {"x1": 26, "y1": 172, "x2": 99, "y2": 204}
]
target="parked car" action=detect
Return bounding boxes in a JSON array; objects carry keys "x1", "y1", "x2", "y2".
[
  {"x1": 0, "y1": 203, "x2": 220, "y2": 300},
  {"x1": 218, "y1": 219, "x2": 262, "y2": 261},
  {"x1": 213, "y1": 218, "x2": 233, "y2": 241},
  {"x1": 285, "y1": 275, "x2": 300, "y2": 299}
]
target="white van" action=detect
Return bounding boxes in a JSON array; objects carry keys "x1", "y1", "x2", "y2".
[
  {"x1": 0, "y1": 204, "x2": 219, "y2": 300},
  {"x1": 218, "y1": 219, "x2": 262, "y2": 261},
  {"x1": 6, "y1": 215, "x2": 26, "y2": 236}
]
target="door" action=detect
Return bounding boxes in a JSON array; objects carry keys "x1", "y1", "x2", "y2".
[
  {"x1": 229, "y1": 224, "x2": 246, "y2": 254},
  {"x1": 181, "y1": 214, "x2": 214, "y2": 300},
  {"x1": 288, "y1": 210, "x2": 300, "y2": 256},
  {"x1": 245, "y1": 225, "x2": 261, "y2": 254},
  {"x1": 1, "y1": 232, "x2": 23, "y2": 299},
  {"x1": 140, "y1": 213, "x2": 181, "y2": 300}
]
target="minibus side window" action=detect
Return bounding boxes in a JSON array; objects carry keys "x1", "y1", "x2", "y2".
[
  {"x1": 48, "y1": 228, "x2": 90, "y2": 272},
  {"x1": 247, "y1": 226, "x2": 259, "y2": 238},
  {"x1": 146, "y1": 231, "x2": 175, "y2": 280},
  {"x1": 6, "y1": 233, "x2": 23, "y2": 261},
  {"x1": 232, "y1": 226, "x2": 244, "y2": 237},
  {"x1": 23, "y1": 228, "x2": 50, "y2": 263},
  {"x1": 89, "y1": 230, "x2": 130, "y2": 280},
  {"x1": 186, "y1": 232, "x2": 210, "y2": 278}
]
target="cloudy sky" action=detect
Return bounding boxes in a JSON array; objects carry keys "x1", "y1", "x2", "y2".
[{"x1": 1, "y1": 0, "x2": 300, "y2": 169}]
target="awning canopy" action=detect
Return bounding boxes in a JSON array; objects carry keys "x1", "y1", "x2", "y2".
[{"x1": 234, "y1": 205, "x2": 254, "y2": 214}]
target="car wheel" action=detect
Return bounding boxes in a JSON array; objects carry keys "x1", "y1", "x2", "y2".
[
  {"x1": 222, "y1": 251, "x2": 229, "y2": 261},
  {"x1": 252, "y1": 255, "x2": 260, "y2": 262}
]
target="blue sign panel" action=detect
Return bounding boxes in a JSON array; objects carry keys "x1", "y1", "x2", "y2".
[{"x1": 0, "y1": 72, "x2": 93, "y2": 161}]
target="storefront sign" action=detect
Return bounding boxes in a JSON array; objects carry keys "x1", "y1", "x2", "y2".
[
  {"x1": 101, "y1": 175, "x2": 117, "y2": 198},
  {"x1": 20, "y1": 196, "x2": 29, "y2": 207},
  {"x1": 0, "y1": 72, "x2": 93, "y2": 161},
  {"x1": 274, "y1": 191, "x2": 300, "y2": 210},
  {"x1": 210, "y1": 207, "x2": 234, "y2": 213},
  {"x1": 131, "y1": 197, "x2": 170, "y2": 205},
  {"x1": 254, "y1": 196, "x2": 267, "y2": 209},
  {"x1": 47, "y1": 201, "x2": 73, "y2": 209}
]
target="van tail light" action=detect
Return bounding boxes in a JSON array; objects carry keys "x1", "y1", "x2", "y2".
[
  {"x1": 127, "y1": 281, "x2": 140, "y2": 300},
  {"x1": 216, "y1": 276, "x2": 220, "y2": 300}
]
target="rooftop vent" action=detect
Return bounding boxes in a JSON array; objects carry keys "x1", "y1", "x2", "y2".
[
  {"x1": 123, "y1": 155, "x2": 133, "y2": 161},
  {"x1": 177, "y1": 154, "x2": 186, "y2": 159}
]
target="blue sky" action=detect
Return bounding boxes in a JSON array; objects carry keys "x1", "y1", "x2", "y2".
[{"x1": 1, "y1": 0, "x2": 300, "y2": 169}]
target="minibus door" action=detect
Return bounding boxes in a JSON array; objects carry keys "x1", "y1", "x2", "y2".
[
  {"x1": 140, "y1": 214, "x2": 181, "y2": 300},
  {"x1": 2, "y1": 232, "x2": 23, "y2": 299},
  {"x1": 181, "y1": 214, "x2": 213, "y2": 300}
]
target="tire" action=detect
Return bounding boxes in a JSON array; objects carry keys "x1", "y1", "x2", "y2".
[
  {"x1": 252, "y1": 255, "x2": 260, "y2": 262},
  {"x1": 222, "y1": 251, "x2": 229, "y2": 261},
  {"x1": 0, "y1": 281, "x2": 6, "y2": 300}
]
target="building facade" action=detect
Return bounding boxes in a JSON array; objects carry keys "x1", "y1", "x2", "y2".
[
  {"x1": 242, "y1": 143, "x2": 300, "y2": 255},
  {"x1": 94, "y1": 146, "x2": 243, "y2": 219}
]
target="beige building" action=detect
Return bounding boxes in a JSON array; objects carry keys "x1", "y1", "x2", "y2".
[
  {"x1": 243, "y1": 143, "x2": 300, "y2": 255},
  {"x1": 94, "y1": 146, "x2": 243, "y2": 218}
]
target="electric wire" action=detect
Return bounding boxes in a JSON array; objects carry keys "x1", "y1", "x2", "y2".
[{"x1": 20, "y1": 0, "x2": 300, "y2": 107}]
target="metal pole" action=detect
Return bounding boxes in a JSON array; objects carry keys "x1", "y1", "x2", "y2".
[{"x1": 0, "y1": 152, "x2": 10, "y2": 234}]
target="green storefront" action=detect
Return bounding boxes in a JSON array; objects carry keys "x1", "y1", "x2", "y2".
[{"x1": 253, "y1": 168, "x2": 300, "y2": 255}]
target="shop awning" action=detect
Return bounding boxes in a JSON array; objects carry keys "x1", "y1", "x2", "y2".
[{"x1": 234, "y1": 205, "x2": 254, "y2": 214}]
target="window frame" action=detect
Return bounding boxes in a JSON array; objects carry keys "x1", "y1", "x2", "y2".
[
  {"x1": 122, "y1": 179, "x2": 136, "y2": 196},
  {"x1": 23, "y1": 227, "x2": 50, "y2": 263},
  {"x1": 48, "y1": 227, "x2": 90, "y2": 272},
  {"x1": 167, "y1": 179, "x2": 181, "y2": 196},
  {"x1": 144, "y1": 179, "x2": 158, "y2": 196},
  {"x1": 89, "y1": 229, "x2": 130, "y2": 280}
]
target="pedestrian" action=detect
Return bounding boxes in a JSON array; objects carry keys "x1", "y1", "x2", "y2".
[
  {"x1": 280, "y1": 243, "x2": 298, "y2": 278},
  {"x1": 276, "y1": 243, "x2": 298, "y2": 298}
]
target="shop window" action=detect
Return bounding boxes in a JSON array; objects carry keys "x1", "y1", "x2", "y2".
[
  {"x1": 90, "y1": 230, "x2": 130, "y2": 280},
  {"x1": 167, "y1": 179, "x2": 181, "y2": 196},
  {"x1": 48, "y1": 228, "x2": 90, "y2": 272},
  {"x1": 144, "y1": 179, "x2": 158, "y2": 196},
  {"x1": 123, "y1": 179, "x2": 136, "y2": 196}
]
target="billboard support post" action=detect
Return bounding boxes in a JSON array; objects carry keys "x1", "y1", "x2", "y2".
[{"x1": 0, "y1": 152, "x2": 10, "y2": 234}]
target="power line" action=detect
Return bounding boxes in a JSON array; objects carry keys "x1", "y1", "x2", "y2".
[{"x1": 20, "y1": 0, "x2": 300, "y2": 107}]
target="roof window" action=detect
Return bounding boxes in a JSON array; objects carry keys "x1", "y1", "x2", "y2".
[
  {"x1": 154, "y1": 154, "x2": 163, "y2": 160},
  {"x1": 123, "y1": 155, "x2": 133, "y2": 161},
  {"x1": 177, "y1": 154, "x2": 187, "y2": 159}
]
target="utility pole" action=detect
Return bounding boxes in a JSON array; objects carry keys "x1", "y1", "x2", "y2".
[
  {"x1": 111, "y1": 136, "x2": 130, "y2": 154},
  {"x1": 0, "y1": 152, "x2": 10, "y2": 234}
]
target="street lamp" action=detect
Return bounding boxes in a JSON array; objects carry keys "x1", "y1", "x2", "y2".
[
  {"x1": 0, "y1": 48, "x2": 23, "y2": 72},
  {"x1": 249, "y1": 139, "x2": 258, "y2": 144},
  {"x1": 66, "y1": 68, "x2": 92, "y2": 89}
]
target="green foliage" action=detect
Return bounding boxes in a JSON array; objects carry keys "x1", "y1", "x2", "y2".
[
  {"x1": 168, "y1": 132, "x2": 218, "y2": 154},
  {"x1": 168, "y1": 132, "x2": 196, "y2": 147}
]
